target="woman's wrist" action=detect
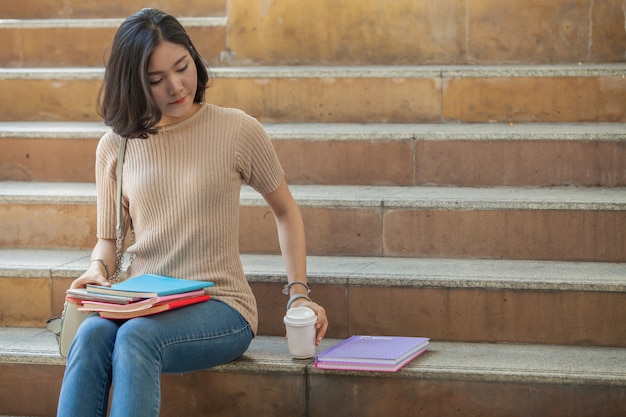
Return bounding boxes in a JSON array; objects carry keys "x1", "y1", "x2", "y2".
[
  {"x1": 89, "y1": 259, "x2": 110, "y2": 279},
  {"x1": 286, "y1": 293, "x2": 312, "y2": 310},
  {"x1": 284, "y1": 280, "x2": 312, "y2": 310},
  {"x1": 282, "y1": 281, "x2": 310, "y2": 296}
]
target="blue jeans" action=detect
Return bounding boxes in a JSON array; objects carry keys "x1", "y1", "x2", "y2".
[{"x1": 57, "y1": 299, "x2": 253, "y2": 417}]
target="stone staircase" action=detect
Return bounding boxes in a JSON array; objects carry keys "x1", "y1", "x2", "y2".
[{"x1": 1, "y1": 0, "x2": 625, "y2": 416}]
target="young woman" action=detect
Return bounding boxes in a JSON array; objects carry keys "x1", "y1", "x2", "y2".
[{"x1": 57, "y1": 8, "x2": 328, "y2": 417}]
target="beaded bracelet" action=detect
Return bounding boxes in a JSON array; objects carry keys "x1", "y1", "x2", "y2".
[{"x1": 90, "y1": 259, "x2": 110, "y2": 280}]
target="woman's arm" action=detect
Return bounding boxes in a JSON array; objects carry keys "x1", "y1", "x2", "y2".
[
  {"x1": 263, "y1": 178, "x2": 328, "y2": 344},
  {"x1": 70, "y1": 238, "x2": 117, "y2": 289}
]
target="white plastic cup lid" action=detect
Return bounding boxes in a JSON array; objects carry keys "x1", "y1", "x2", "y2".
[{"x1": 284, "y1": 307, "x2": 317, "y2": 325}]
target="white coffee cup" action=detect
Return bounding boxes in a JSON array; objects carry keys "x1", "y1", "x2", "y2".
[{"x1": 283, "y1": 307, "x2": 317, "y2": 359}]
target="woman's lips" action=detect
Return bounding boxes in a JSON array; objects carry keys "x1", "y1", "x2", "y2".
[{"x1": 171, "y1": 96, "x2": 186, "y2": 105}]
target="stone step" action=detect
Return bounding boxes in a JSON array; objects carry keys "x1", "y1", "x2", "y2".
[
  {"x1": 0, "y1": 182, "x2": 625, "y2": 261},
  {"x1": 1, "y1": 249, "x2": 625, "y2": 346},
  {"x1": 1, "y1": 122, "x2": 625, "y2": 186},
  {"x1": 0, "y1": 0, "x2": 227, "y2": 19},
  {"x1": 0, "y1": 65, "x2": 624, "y2": 123},
  {"x1": 0, "y1": 17, "x2": 226, "y2": 67},
  {"x1": 1, "y1": 328, "x2": 625, "y2": 416}
]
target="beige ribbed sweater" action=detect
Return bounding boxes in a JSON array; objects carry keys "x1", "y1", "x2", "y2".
[{"x1": 95, "y1": 103, "x2": 284, "y2": 334}]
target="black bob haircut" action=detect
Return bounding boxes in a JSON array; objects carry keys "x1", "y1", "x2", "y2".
[{"x1": 98, "y1": 8, "x2": 210, "y2": 139}]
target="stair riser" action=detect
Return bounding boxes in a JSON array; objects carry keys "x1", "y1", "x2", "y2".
[
  {"x1": 3, "y1": 136, "x2": 626, "y2": 187},
  {"x1": 162, "y1": 370, "x2": 305, "y2": 417},
  {"x1": 245, "y1": 206, "x2": 626, "y2": 262},
  {"x1": 0, "y1": 276, "x2": 54, "y2": 328},
  {"x1": 211, "y1": 75, "x2": 626, "y2": 123},
  {"x1": 1, "y1": 26, "x2": 225, "y2": 67},
  {"x1": 0, "y1": 203, "x2": 97, "y2": 249},
  {"x1": 2, "y1": 275, "x2": 624, "y2": 347},
  {"x1": 2, "y1": 74, "x2": 624, "y2": 123},
  {"x1": 308, "y1": 376, "x2": 626, "y2": 417},
  {"x1": 255, "y1": 283, "x2": 626, "y2": 347},
  {"x1": 0, "y1": 363, "x2": 305, "y2": 417},
  {"x1": 227, "y1": 0, "x2": 626, "y2": 65},
  {"x1": 443, "y1": 76, "x2": 626, "y2": 123},
  {"x1": 0, "y1": 0, "x2": 226, "y2": 18},
  {"x1": 1, "y1": 203, "x2": 624, "y2": 262},
  {"x1": 0, "y1": 136, "x2": 416, "y2": 185},
  {"x1": 382, "y1": 209, "x2": 626, "y2": 262},
  {"x1": 0, "y1": 363, "x2": 64, "y2": 417},
  {"x1": 346, "y1": 286, "x2": 626, "y2": 347},
  {"x1": 0, "y1": 137, "x2": 97, "y2": 182},
  {"x1": 1, "y1": 363, "x2": 625, "y2": 417},
  {"x1": 415, "y1": 140, "x2": 626, "y2": 187}
]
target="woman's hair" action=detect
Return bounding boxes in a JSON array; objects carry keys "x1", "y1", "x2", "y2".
[{"x1": 98, "y1": 8, "x2": 210, "y2": 139}]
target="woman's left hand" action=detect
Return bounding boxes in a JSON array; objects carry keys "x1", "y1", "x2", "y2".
[{"x1": 291, "y1": 298, "x2": 328, "y2": 345}]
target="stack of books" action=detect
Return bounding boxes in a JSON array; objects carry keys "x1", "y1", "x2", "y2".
[
  {"x1": 67, "y1": 274, "x2": 213, "y2": 319},
  {"x1": 315, "y1": 335, "x2": 429, "y2": 372}
]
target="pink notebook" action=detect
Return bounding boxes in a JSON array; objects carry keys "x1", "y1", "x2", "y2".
[
  {"x1": 79, "y1": 289, "x2": 207, "y2": 313},
  {"x1": 315, "y1": 335, "x2": 429, "y2": 372}
]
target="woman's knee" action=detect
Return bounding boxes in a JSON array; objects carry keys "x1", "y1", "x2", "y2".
[
  {"x1": 112, "y1": 319, "x2": 165, "y2": 373},
  {"x1": 72, "y1": 315, "x2": 118, "y2": 352},
  {"x1": 114, "y1": 318, "x2": 163, "y2": 356}
]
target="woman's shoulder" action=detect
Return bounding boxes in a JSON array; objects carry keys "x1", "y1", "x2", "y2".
[
  {"x1": 95, "y1": 129, "x2": 124, "y2": 160},
  {"x1": 205, "y1": 104, "x2": 259, "y2": 125},
  {"x1": 98, "y1": 128, "x2": 124, "y2": 145}
]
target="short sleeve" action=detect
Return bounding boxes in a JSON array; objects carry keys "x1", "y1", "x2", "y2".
[
  {"x1": 236, "y1": 113, "x2": 284, "y2": 194},
  {"x1": 95, "y1": 131, "x2": 131, "y2": 240}
]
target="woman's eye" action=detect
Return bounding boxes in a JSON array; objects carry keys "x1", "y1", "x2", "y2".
[
  {"x1": 149, "y1": 79, "x2": 162, "y2": 85},
  {"x1": 177, "y1": 64, "x2": 188, "y2": 73}
]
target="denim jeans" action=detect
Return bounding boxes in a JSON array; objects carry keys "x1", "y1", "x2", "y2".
[{"x1": 57, "y1": 299, "x2": 253, "y2": 417}]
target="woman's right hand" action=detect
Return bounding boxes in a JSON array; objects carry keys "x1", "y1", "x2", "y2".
[
  {"x1": 71, "y1": 239, "x2": 118, "y2": 289},
  {"x1": 70, "y1": 262, "x2": 113, "y2": 290}
]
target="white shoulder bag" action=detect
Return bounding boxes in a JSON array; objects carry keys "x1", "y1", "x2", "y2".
[{"x1": 46, "y1": 138, "x2": 128, "y2": 357}]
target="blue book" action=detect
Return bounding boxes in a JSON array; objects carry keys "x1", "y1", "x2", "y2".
[{"x1": 86, "y1": 274, "x2": 214, "y2": 298}]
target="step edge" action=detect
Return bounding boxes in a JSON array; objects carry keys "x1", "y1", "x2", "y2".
[
  {"x1": 1, "y1": 249, "x2": 625, "y2": 293},
  {"x1": 1, "y1": 182, "x2": 625, "y2": 211},
  {"x1": 265, "y1": 122, "x2": 626, "y2": 142},
  {"x1": 241, "y1": 254, "x2": 626, "y2": 293},
  {"x1": 0, "y1": 122, "x2": 624, "y2": 142},
  {"x1": 243, "y1": 185, "x2": 626, "y2": 211},
  {"x1": 211, "y1": 63, "x2": 626, "y2": 79},
  {"x1": 0, "y1": 121, "x2": 107, "y2": 139},
  {"x1": 0, "y1": 16, "x2": 227, "y2": 29},
  {"x1": 1, "y1": 64, "x2": 624, "y2": 79},
  {"x1": 1, "y1": 330, "x2": 624, "y2": 386}
]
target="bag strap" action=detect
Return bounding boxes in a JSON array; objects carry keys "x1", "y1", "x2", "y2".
[
  {"x1": 111, "y1": 138, "x2": 128, "y2": 283},
  {"x1": 116, "y1": 137, "x2": 127, "y2": 234}
]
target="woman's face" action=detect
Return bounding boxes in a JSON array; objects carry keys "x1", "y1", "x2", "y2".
[{"x1": 147, "y1": 41, "x2": 199, "y2": 127}]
